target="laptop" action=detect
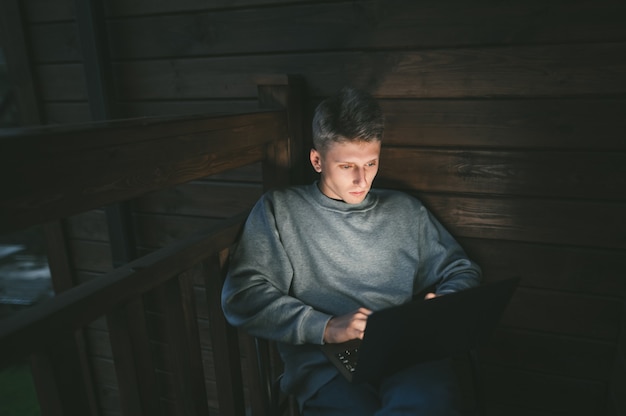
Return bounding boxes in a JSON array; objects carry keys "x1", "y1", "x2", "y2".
[{"x1": 321, "y1": 277, "x2": 519, "y2": 383}]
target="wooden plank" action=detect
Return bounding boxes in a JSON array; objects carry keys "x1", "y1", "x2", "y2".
[
  {"x1": 380, "y1": 98, "x2": 626, "y2": 151},
  {"x1": 459, "y1": 238, "x2": 626, "y2": 297},
  {"x1": 24, "y1": 0, "x2": 319, "y2": 22},
  {"x1": 0, "y1": 111, "x2": 285, "y2": 234},
  {"x1": 102, "y1": 42, "x2": 626, "y2": 100},
  {"x1": 106, "y1": 1, "x2": 626, "y2": 59},
  {"x1": 418, "y1": 193, "x2": 626, "y2": 250},
  {"x1": 481, "y1": 365, "x2": 608, "y2": 415},
  {"x1": 500, "y1": 287, "x2": 621, "y2": 341},
  {"x1": 114, "y1": 1, "x2": 626, "y2": 57},
  {"x1": 479, "y1": 328, "x2": 616, "y2": 381},
  {"x1": 378, "y1": 148, "x2": 626, "y2": 200},
  {"x1": 37, "y1": 42, "x2": 626, "y2": 101},
  {"x1": 29, "y1": 2, "x2": 626, "y2": 61}
]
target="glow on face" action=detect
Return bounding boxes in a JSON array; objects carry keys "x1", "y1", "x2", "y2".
[{"x1": 310, "y1": 140, "x2": 381, "y2": 204}]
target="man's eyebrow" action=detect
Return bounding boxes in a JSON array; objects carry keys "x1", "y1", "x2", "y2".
[{"x1": 334, "y1": 158, "x2": 378, "y2": 163}]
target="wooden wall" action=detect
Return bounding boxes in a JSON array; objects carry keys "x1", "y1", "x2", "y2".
[{"x1": 4, "y1": 0, "x2": 626, "y2": 415}]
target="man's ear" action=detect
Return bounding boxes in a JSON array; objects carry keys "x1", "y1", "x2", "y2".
[{"x1": 310, "y1": 148, "x2": 322, "y2": 173}]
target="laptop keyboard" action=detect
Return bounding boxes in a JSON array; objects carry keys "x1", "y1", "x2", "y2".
[{"x1": 336, "y1": 346, "x2": 359, "y2": 373}]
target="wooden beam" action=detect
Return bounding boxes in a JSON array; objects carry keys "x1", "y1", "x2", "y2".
[
  {"x1": 0, "y1": 111, "x2": 285, "y2": 234},
  {"x1": 157, "y1": 271, "x2": 210, "y2": 415}
]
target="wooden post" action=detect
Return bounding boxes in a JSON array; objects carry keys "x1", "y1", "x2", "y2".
[
  {"x1": 29, "y1": 332, "x2": 92, "y2": 416},
  {"x1": 258, "y1": 74, "x2": 308, "y2": 190},
  {"x1": 157, "y1": 271, "x2": 210, "y2": 416},
  {"x1": 0, "y1": 0, "x2": 43, "y2": 125},
  {"x1": 205, "y1": 252, "x2": 247, "y2": 416}
]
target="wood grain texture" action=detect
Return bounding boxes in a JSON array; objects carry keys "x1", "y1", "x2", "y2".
[
  {"x1": 416, "y1": 193, "x2": 626, "y2": 250},
  {"x1": 459, "y1": 238, "x2": 626, "y2": 296},
  {"x1": 380, "y1": 99, "x2": 626, "y2": 150},
  {"x1": 35, "y1": 41, "x2": 626, "y2": 101},
  {"x1": 378, "y1": 148, "x2": 626, "y2": 200}
]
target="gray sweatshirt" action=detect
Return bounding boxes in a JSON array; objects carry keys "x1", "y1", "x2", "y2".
[{"x1": 221, "y1": 182, "x2": 482, "y2": 404}]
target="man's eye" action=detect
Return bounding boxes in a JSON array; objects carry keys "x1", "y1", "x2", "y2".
[
  {"x1": 340, "y1": 165, "x2": 352, "y2": 169},
  {"x1": 366, "y1": 162, "x2": 377, "y2": 167}
]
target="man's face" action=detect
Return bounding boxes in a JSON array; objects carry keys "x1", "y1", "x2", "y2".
[{"x1": 310, "y1": 140, "x2": 381, "y2": 204}]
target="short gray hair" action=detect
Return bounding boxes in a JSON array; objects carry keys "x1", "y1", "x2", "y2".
[{"x1": 312, "y1": 87, "x2": 384, "y2": 152}]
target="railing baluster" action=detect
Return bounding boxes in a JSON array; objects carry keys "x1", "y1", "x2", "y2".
[
  {"x1": 107, "y1": 298, "x2": 160, "y2": 416},
  {"x1": 29, "y1": 331, "x2": 91, "y2": 416},
  {"x1": 157, "y1": 270, "x2": 210, "y2": 416},
  {"x1": 204, "y1": 251, "x2": 247, "y2": 416}
]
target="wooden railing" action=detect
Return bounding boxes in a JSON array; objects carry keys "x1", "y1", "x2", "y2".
[{"x1": 0, "y1": 76, "x2": 305, "y2": 416}]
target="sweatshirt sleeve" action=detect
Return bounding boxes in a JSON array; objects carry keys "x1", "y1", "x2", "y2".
[
  {"x1": 221, "y1": 194, "x2": 331, "y2": 345},
  {"x1": 414, "y1": 204, "x2": 482, "y2": 295}
]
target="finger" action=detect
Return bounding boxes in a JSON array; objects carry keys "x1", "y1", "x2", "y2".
[{"x1": 357, "y1": 307, "x2": 373, "y2": 316}]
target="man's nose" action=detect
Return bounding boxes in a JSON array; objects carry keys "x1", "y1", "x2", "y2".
[{"x1": 353, "y1": 168, "x2": 368, "y2": 186}]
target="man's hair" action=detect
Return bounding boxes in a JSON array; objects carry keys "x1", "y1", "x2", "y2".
[{"x1": 312, "y1": 87, "x2": 384, "y2": 152}]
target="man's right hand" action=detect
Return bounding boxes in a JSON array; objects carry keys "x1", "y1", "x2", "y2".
[{"x1": 323, "y1": 307, "x2": 372, "y2": 344}]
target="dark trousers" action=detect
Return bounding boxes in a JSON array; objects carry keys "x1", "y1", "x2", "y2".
[{"x1": 302, "y1": 358, "x2": 462, "y2": 415}]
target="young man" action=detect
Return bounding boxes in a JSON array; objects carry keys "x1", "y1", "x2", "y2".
[{"x1": 222, "y1": 87, "x2": 482, "y2": 415}]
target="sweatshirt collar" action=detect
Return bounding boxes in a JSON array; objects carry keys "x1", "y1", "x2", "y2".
[{"x1": 309, "y1": 181, "x2": 378, "y2": 212}]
